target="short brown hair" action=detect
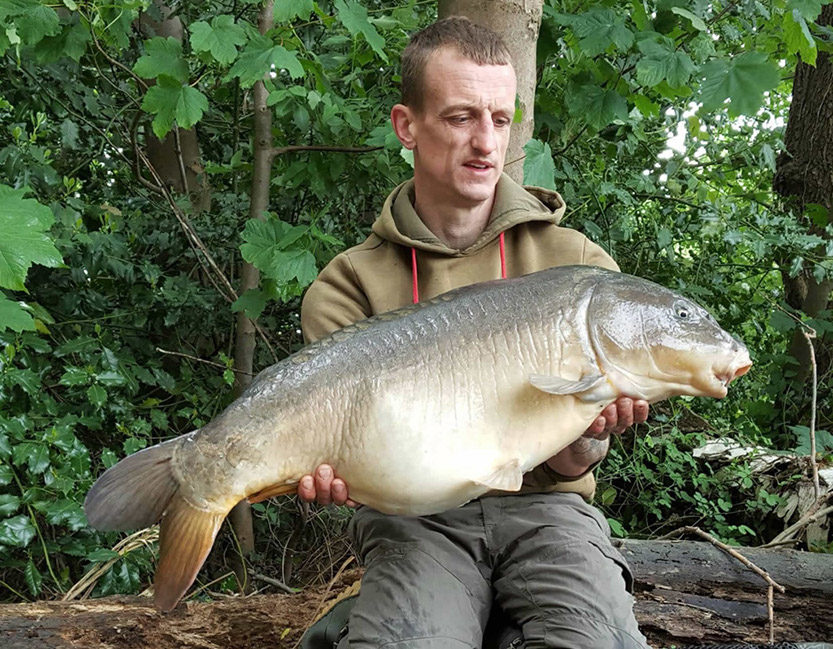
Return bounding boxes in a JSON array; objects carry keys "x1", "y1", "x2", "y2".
[{"x1": 400, "y1": 16, "x2": 512, "y2": 111}]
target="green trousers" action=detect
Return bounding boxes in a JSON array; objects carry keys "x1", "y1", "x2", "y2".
[{"x1": 306, "y1": 492, "x2": 649, "y2": 649}]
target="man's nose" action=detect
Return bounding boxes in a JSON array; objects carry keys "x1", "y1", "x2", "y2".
[{"x1": 472, "y1": 117, "x2": 497, "y2": 155}]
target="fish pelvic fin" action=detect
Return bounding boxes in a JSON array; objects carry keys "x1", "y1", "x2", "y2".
[
  {"x1": 247, "y1": 482, "x2": 299, "y2": 504},
  {"x1": 154, "y1": 496, "x2": 225, "y2": 612},
  {"x1": 84, "y1": 438, "x2": 182, "y2": 531},
  {"x1": 473, "y1": 460, "x2": 524, "y2": 492},
  {"x1": 529, "y1": 373, "x2": 613, "y2": 401}
]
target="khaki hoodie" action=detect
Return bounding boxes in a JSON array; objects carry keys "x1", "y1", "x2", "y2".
[{"x1": 301, "y1": 174, "x2": 619, "y2": 501}]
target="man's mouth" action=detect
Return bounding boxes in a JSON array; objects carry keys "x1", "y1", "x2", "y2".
[{"x1": 464, "y1": 161, "x2": 492, "y2": 170}]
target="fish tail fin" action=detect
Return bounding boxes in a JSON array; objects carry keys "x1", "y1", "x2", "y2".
[
  {"x1": 154, "y1": 496, "x2": 225, "y2": 611},
  {"x1": 84, "y1": 437, "x2": 182, "y2": 531}
]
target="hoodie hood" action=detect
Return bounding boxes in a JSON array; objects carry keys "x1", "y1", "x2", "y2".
[{"x1": 371, "y1": 174, "x2": 566, "y2": 256}]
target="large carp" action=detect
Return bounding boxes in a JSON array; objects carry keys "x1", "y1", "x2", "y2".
[{"x1": 85, "y1": 265, "x2": 751, "y2": 611}]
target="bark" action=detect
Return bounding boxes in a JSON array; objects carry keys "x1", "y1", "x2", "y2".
[
  {"x1": 437, "y1": 0, "x2": 544, "y2": 184},
  {"x1": 773, "y1": 4, "x2": 833, "y2": 386},
  {"x1": 2, "y1": 544, "x2": 831, "y2": 648},
  {"x1": 138, "y1": 5, "x2": 210, "y2": 212},
  {"x1": 226, "y1": 0, "x2": 277, "y2": 588}
]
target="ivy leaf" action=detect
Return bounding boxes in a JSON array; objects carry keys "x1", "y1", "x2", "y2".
[
  {"x1": 0, "y1": 494, "x2": 20, "y2": 516},
  {"x1": 0, "y1": 186, "x2": 63, "y2": 291},
  {"x1": 698, "y1": 52, "x2": 780, "y2": 116},
  {"x1": 274, "y1": 0, "x2": 315, "y2": 22},
  {"x1": 568, "y1": 84, "x2": 628, "y2": 129},
  {"x1": 133, "y1": 37, "x2": 189, "y2": 83},
  {"x1": 554, "y1": 8, "x2": 633, "y2": 55},
  {"x1": 226, "y1": 35, "x2": 305, "y2": 87},
  {"x1": 0, "y1": 515, "x2": 36, "y2": 548},
  {"x1": 0, "y1": 295, "x2": 35, "y2": 332},
  {"x1": 190, "y1": 15, "x2": 247, "y2": 66},
  {"x1": 231, "y1": 288, "x2": 268, "y2": 320},
  {"x1": 784, "y1": 10, "x2": 817, "y2": 66},
  {"x1": 334, "y1": 0, "x2": 388, "y2": 62},
  {"x1": 24, "y1": 559, "x2": 42, "y2": 596},
  {"x1": 141, "y1": 75, "x2": 209, "y2": 138},
  {"x1": 523, "y1": 139, "x2": 556, "y2": 190}
]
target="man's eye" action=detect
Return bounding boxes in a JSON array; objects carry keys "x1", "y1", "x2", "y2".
[{"x1": 450, "y1": 116, "x2": 468, "y2": 124}]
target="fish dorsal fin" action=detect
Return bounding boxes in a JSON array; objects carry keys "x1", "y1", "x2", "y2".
[
  {"x1": 529, "y1": 373, "x2": 611, "y2": 401},
  {"x1": 472, "y1": 460, "x2": 523, "y2": 492}
]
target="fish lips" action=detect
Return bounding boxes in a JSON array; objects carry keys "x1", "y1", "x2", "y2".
[{"x1": 709, "y1": 353, "x2": 753, "y2": 398}]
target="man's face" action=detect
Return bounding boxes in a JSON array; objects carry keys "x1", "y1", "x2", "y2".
[{"x1": 399, "y1": 48, "x2": 517, "y2": 208}]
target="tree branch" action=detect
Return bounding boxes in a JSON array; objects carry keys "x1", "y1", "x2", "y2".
[{"x1": 270, "y1": 144, "x2": 383, "y2": 159}]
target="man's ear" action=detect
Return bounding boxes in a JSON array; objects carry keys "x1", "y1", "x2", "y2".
[{"x1": 391, "y1": 104, "x2": 416, "y2": 150}]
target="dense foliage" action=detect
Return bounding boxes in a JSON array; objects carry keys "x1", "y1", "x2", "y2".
[{"x1": 0, "y1": 0, "x2": 830, "y2": 603}]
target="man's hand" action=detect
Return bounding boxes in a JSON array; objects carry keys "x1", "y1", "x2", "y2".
[
  {"x1": 546, "y1": 397, "x2": 649, "y2": 478},
  {"x1": 297, "y1": 464, "x2": 357, "y2": 507}
]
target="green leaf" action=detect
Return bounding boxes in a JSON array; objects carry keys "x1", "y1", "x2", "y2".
[
  {"x1": 33, "y1": 22, "x2": 90, "y2": 63},
  {"x1": 54, "y1": 336, "x2": 97, "y2": 357},
  {"x1": 769, "y1": 310, "x2": 796, "y2": 333},
  {"x1": 190, "y1": 15, "x2": 247, "y2": 66},
  {"x1": 13, "y1": 441, "x2": 50, "y2": 474},
  {"x1": 568, "y1": 85, "x2": 628, "y2": 129},
  {"x1": 133, "y1": 37, "x2": 189, "y2": 83},
  {"x1": 0, "y1": 515, "x2": 36, "y2": 548},
  {"x1": 698, "y1": 52, "x2": 780, "y2": 116},
  {"x1": 632, "y1": 94, "x2": 660, "y2": 117},
  {"x1": 636, "y1": 38, "x2": 695, "y2": 88},
  {"x1": 554, "y1": 8, "x2": 633, "y2": 55},
  {"x1": 0, "y1": 494, "x2": 20, "y2": 516},
  {"x1": 86, "y1": 548, "x2": 120, "y2": 562},
  {"x1": 7, "y1": 368, "x2": 40, "y2": 394},
  {"x1": 141, "y1": 75, "x2": 209, "y2": 138},
  {"x1": 334, "y1": 0, "x2": 388, "y2": 62},
  {"x1": 784, "y1": 10, "x2": 817, "y2": 66},
  {"x1": 231, "y1": 288, "x2": 268, "y2": 320},
  {"x1": 0, "y1": 185, "x2": 63, "y2": 290},
  {"x1": 274, "y1": 0, "x2": 315, "y2": 22},
  {"x1": 227, "y1": 35, "x2": 305, "y2": 87},
  {"x1": 671, "y1": 7, "x2": 707, "y2": 31},
  {"x1": 24, "y1": 559, "x2": 42, "y2": 596},
  {"x1": 787, "y1": 0, "x2": 825, "y2": 21},
  {"x1": 522, "y1": 139, "x2": 556, "y2": 190},
  {"x1": 87, "y1": 384, "x2": 107, "y2": 407},
  {"x1": 12, "y1": 2, "x2": 59, "y2": 45},
  {"x1": 42, "y1": 498, "x2": 86, "y2": 531},
  {"x1": 0, "y1": 464, "x2": 13, "y2": 486},
  {"x1": 0, "y1": 295, "x2": 35, "y2": 332}
]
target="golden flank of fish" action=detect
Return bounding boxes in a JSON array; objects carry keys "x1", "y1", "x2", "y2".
[{"x1": 84, "y1": 266, "x2": 752, "y2": 611}]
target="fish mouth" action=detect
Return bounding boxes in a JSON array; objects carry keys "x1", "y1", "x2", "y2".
[{"x1": 709, "y1": 355, "x2": 753, "y2": 398}]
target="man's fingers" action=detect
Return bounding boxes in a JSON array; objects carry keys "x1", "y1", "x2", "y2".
[
  {"x1": 633, "y1": 400, "x2": 649, "y2": 424},
  {"x1": 613, "y1": 397, "x2": 634, "y2": 434},
  {"x1": 298, "y1": 475, "x2": 315, "y2": 503},
  {"x1": 314, "y1": 464, "x2": 334, "y2": 506},
  {"x1": 332, "y1": 479, "x2": 349, "y2": 506}
]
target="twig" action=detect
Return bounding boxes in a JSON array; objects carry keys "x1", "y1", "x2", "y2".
[
  {"x1": 762, "y1": 499, "x2": 833, "y2": 548},
  {"x1": 155, "y1": 347, "x2": 254, "y2": 375},
  {"x1": 659, "y1": 526, "x2": 786, "y2": 643},
  {"x1": 185, "y1": 571, "x2": 238, "y2": 602},
  {"x1": 251, "y1": 571, "x2": 296, "y2": 594},
  {"x1": 801, "y1": 327, "x2": 821, "y2": 500},
  {"x1": 88, "y1": 24, "x2": 149, "y2": 91},
  {"x1": 270, "y1": 144, "x2": 382, "y2": 159}
]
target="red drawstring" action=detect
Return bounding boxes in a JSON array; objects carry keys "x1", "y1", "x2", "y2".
[
  {"x1": 499, "y1": 231, "x2": 506, "y2": 279},
  {"x1": 411, "y1": 231, "x2": 507, "y2": 304},
  {"x1": 411, "y1": 247, "x2": 419, "y2": 304}
]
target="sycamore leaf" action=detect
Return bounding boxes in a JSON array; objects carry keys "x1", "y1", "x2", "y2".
[
  {"x1": 226, "y1": 35, "x2": 305, "y2": 87},
  {"x1": 698, "y1": 52, "x2": 780, "y2": 116},
  {"x1": 274, "y1": 0, "x2": 315, "y2": 22},
  {"x1": 787, "y1": 0, "x2": 825, "y2": 21},
  {"x1": 636, "y1": 38, "x2": 695, "y2": 88},
  {"x1": 12, "y1": 2, "x2": 60, "y2": 45},
  {"x1": 232, "y1": 288, "x2": 268, "y2": 320},
  {"x1": 671, "y1": 7, "x2": 707, "y2": 31},
  {"x1": 568, "y1": 84, "x2": 628, "y2": 129},
  {"x1": 240, "y1": 218, "x2": 317, "y2": 287},
  {"x1": 141, "y1": 75, "x2": 208, "y2": 138},
  {"x1": 554, "y1": 8, "x2": 633, "y2": 55},
  {"x1": 190, "y1": 15, "x2": 246, "y2": 66},
  {"x1": 334, "y1": 0, "x2": 388, "y2": 62},
  {"x1": 784, "y1": 10, "x2": 818, "y2": 66},
  {"x1": 0, "y1": 186, "x2": 63, "y2": 291},
  {"x1": 523, "y1": 139, "x2": 556, "y2": 191},
  {"x1": 33, "y1": 22, "x2": 90, "y2": 63},
  {"x1": 0, "y1": 296, "x2": 35, "y2": 332},
  {"x1": 133, "y1": 37, "x2": 189, "y2": 83}
]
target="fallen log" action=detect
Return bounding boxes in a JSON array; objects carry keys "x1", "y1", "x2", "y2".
[{"x1": 0, "y1": 542, "x2": 831, "y2": 649}]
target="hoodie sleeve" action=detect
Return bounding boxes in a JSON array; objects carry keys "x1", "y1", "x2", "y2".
[
  {"x1": 301, "y1": 252, "x2": 372, "y2": 344},
  {"x1": 582, "y1": 238, "x2": 620, "y2": 272}
]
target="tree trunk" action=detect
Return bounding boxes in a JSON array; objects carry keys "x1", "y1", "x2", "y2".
[
  {"x1": 437, "y1": 0, "x2": 543, "y2": 184},
  {"x1": 773, "y1": 4, "x2": 833, "y2": 387},
  {"x1": 138, "y1": 4, "x2": 210, "y2": 212},
  {"x1": 227, "y1": 0, "x2": 276, "y2": 591}
]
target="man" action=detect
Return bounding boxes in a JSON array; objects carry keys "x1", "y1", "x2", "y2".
[{"x1": 298, "y1": 17, "x2": 650, "y2": 649}]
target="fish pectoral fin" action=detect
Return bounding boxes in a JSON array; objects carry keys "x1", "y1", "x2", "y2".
[
  {"x1": 472, "y1": 460, "x2": 524, "y2": 492},
  {"x1": 529, "y1": 373, "x2": 607, "y2": 399},
  {"x1": 247, "y1": 482, "x2": 299, "y2": 504}
]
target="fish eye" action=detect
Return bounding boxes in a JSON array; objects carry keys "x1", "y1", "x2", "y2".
[{"x1": 673, "y1": 300, "x2": 698, "y2": 322}]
